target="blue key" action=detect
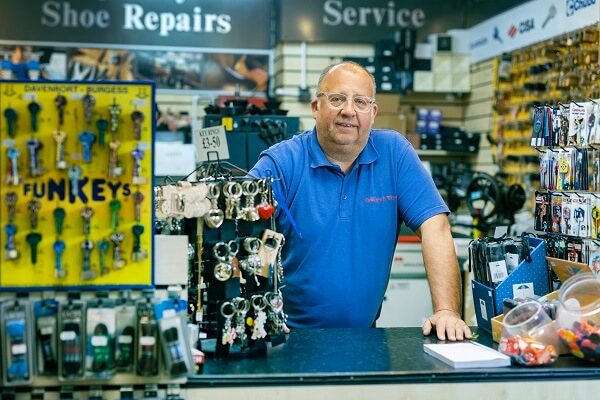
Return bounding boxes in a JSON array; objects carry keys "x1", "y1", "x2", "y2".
[
  {"x1": 53, "y1": 240, "x2": 67, "y2": 278},
  {"x1": 78, "y1": 131, "x2": 96, "y2": 163}
]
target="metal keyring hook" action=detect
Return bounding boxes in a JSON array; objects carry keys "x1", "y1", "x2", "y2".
[
  {"x1": 224, "y1": 181, "x2": 242, "y2": 198},
  {"x1": 227, "y1": 240, "x2": 239, "y2": 257},
  {"x1": 212, "y1": 242, "x2": 230, "y2": 261},
  {"x1": 220, "y1": 301, "x2": 235, "y2": 318},
  {"x1": 241, "y1": 180, "x2": 259, "y2": 196},
  {"x1": 243, "y1": 237, "x2": 261, "y2": 254},
  {"x1": 251, "y1": 295, "x2": 267, "y2": 311},
  {"x1": 234, "y1": 297, "x2": 250, "y2": 314}
]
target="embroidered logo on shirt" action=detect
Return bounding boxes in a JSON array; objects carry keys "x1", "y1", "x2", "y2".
[{"x1": 364, "y1": 195, "x2": 397, "y2": 203}]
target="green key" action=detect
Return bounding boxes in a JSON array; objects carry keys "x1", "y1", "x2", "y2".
[
  {"x1": 131, "y1": 224, "x2": 147, "y2": 262},
  {"x1": 4, "y1": 107, "x2": 17, "y2": 138},
  {"x1": 26, "y1": 232, "x2": 42, "y2": 264},
  {"x1": 97, "y1": 239, "x2": 110, "y2": 275},
  {"x1": 109, "y1": 199, "x2": 121, "y2": 230},
  {"x1": 28, "y1": 101, "x2": 41, "y2": 132},
  {"x1": 54, "y1": 207, "x2": 66, "y2": 234},
  {"x1": 96, "y1": 117, "x2": 108, "y2": 147}
]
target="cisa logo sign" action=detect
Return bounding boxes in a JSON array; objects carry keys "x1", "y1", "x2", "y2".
[
  {"x1": 566, "y1": 0, "x2": 596, "y2": 16},
  {"x1": 507, "y1": 18, "x2": 534, "y2": 38}
]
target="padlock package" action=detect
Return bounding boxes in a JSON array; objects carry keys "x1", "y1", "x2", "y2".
[
  {"x1": 34, "y1": 299, "x2": 59, "y2": 376},
  {"x1": 58, "y1": 299, "x2": 86, "y2": 381},
  {"x1": 1, "y1": 298, "x2": 34, "y2": 386},
  {"x1": 85, "y1": 297, "x2": 116, "y2": 380},
  {"x1": 114, "y1": 296, "x2": 137, "y2": 373},
  {"x1": 155, "y1": 298, "x2": 195, "y2": 378},
  {"x1": 136, "y1": 294, "x2": 160, "y2": 377}
]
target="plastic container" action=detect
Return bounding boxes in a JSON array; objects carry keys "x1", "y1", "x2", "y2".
[
  {"x1": 556, "y1": 273, "x2": 600, "y2": 363},
  {"x1": 498, "y1": 301, "x2": 559, "y2": 366}
]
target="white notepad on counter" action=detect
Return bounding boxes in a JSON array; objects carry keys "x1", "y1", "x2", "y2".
[{"x1": 423, "y1": 341, "x2": 511, "y2": 369}]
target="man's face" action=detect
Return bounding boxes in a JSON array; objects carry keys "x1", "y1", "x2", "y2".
[{"x1": 311, "y1": 65, "x2": 378, "y2": 156}]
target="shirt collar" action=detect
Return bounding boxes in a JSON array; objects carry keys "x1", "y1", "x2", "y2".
[{"x1": 308, "y1": 126, "x2": 379, "y2": 169}]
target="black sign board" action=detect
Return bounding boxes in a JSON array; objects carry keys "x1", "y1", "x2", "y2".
[{"x1": 0, "y1": 0, "x2": 273, "y2": 50}]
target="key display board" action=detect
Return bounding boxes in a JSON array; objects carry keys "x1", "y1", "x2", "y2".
[{"x1": 0, "y1": 81, "x2": 155, "y2": 290}]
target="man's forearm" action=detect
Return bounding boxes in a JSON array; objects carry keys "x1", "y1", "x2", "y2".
[{"x1": 417, "y1": 214, "x2": 462, "y2": 314}]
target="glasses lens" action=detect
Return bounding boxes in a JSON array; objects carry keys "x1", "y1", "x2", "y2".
[
  {"x1": 353, "y1": 96, "x2": 371, "y2": 112},
  {"x1": 321, "y1": 93, "x2": 372, "y2": 113},
  {"x1": 327, "y1": 93, "x2": 347, "y2": 108}
]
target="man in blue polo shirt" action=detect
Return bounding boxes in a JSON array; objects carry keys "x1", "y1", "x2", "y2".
[{"x1": 249, "y1": 61, "x2": 471, "y2": 341}]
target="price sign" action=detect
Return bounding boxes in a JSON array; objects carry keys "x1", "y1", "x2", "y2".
[{"x1": 194, "y1": 125, "x2": 229, "y2": 162}]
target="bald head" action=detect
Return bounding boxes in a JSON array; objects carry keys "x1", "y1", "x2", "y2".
[{"x1": 316, "y1": 61, "x2": 376, "y2": 97}]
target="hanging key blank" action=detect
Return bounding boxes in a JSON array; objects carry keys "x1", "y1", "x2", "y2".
[
  {"x1": 26, "y1": 232, "x2": 42, "y2": 264},
  {"x1": 78, "y1": 131, "x2": 96, "y2": 163},
  {"x1": 4, "y1": 107, "x2": 17, "y2": 137},
  {"x1": 28, "y1": 101, "x2": 41, "y2": 132}
]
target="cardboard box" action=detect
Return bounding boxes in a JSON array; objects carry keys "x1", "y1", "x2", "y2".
[
  {"x1": 413, "y1": 71, "x2": 434, "y2": 92},
  {"x1": 472, "y1": 237, "x2": 550, "y2": 334}
]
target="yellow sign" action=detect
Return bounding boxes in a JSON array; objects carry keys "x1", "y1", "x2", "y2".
[{"x1": 0, "y1": 81, "x2": 154, "y2": 289}]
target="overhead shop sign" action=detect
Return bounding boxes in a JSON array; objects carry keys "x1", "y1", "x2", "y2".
[
  {"x1": 279, "y1": 0, "x2": 430, "y2": 42},
  {"x1": 468, "y1": 0, "x2": 600, "y2": 64},
  {"x1": 0, "y1": 0, "x2": 272, "y2": 50}
]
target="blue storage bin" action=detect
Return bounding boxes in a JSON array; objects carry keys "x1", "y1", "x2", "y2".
[{"x1": 472, "y1": 237, "x2": 550, "y2": 333}]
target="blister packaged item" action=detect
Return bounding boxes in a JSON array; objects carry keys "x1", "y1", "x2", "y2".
[
  {"x1": 1, "y1": 298, "x2": 34, "y2": 386},
  {"x1": 86, "y1": 297, "x2": 116, "y2": 379},
  {"x1": 136, "y1": 294, "x2": 160, "y2": 377},
  {"x1": 58, "y1": 298, "x2": 86, "y2": 381},
  {"x1": 34, "y1": 299, "x2": 59, "y2": 376},
  {"x1": 485, "y1": 241, "x2": 508, "y2": 286},
  {"x1": 115, "y1": 293, "x2": 137, "y2": 373},
  {"x1": 155, "y1": 298, "x2": 194, "y2": 378}
]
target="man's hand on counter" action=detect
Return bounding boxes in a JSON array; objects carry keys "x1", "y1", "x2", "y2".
[{"x1": 422, "y1": 309, "x2": 472, "y2": 341}]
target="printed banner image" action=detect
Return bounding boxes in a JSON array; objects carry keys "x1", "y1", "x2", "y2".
[
  {"x1": 202, "y1": 54, "x2": 269, "y2": 93},
  {"x1": 0, "y1": 81, "x2": 155, "y2": 290},
  {"x1": 135, "y1": 50, "x2": 203, "y2": 90},
  {"x1": 0, "y1": 44, "x2": 271, "y2": 93}
]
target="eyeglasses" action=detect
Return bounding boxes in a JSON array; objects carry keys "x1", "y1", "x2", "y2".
[{"x1": 316, "y1": 92, "x2": 375, "y2": 113}]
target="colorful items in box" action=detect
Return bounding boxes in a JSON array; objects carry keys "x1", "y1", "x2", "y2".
[
  {"x1": 558, "y1": 319, "x2": 600, "y2": 363},
  {"x1": 499, "y1": 335, "x2": 558, "y2": 366}
]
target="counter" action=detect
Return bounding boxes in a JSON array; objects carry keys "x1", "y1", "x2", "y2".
[{"x1": 187, "y1": 327, "x2": 600, "y2": 399}]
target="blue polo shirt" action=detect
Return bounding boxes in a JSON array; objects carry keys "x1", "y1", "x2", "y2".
[{"x1": 249, "y1": 128, "x2": 449, "y2": 328}]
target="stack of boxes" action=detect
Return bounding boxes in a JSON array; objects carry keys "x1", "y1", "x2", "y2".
[
  {"x1": 346, "y1": 28, "x2": 416, "y2": 93},
  {"x1": 407, "y1": 108, "x2": 481, "y2": 152},
  {"x1": 413, "y1": 30, "x2": 471, "y2": 93},
  {"x1": 415, "y1": 108, "x2": 443, "y2": 150}
]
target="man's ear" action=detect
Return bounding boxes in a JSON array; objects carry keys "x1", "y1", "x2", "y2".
[{"x1": 311, "y1": 98, "x2": 319, "y2": 118}]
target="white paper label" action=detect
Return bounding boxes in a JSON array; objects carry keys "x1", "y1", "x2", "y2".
[
  {"x1": 40, "y1": 326, "x2": 54, "y2": 335},
  {"x1": 60, "y1": 330, "x2": 76, "y2": 341},
  {"x1": 140, "y1": 336, "x2": 156, "y2": 346},
  {"x1": 118, "y1": 335, "x2": 133, "y2": 344},
  {"x1": 479, "y1": 298, "x2": 488, "y2": 321},
  {"x1": 505, "y1": 253, "x2": 519, "y2": 271},
  {"x1": 489, "y1": 260, "x2": 509, "y2": 283},
  {"x1": 11, "y1": 343, "x2": 27, "y2": 355},
  {"x1": 194, "y1": 125, "x2": 229, "y2": 163},
  {"x1": 23, "y1": 93, "x2": 37, "y2": 101},
  {"x1": 91, "y1": 335, "x2": 108, "y2": 347},
  {"x1": 512, "y1": 282, "x2": 534, "y2": 299}
]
